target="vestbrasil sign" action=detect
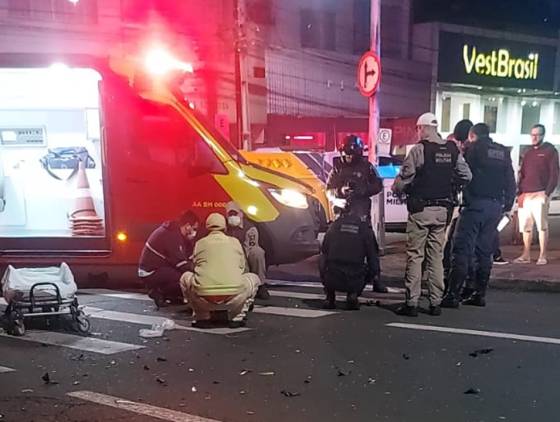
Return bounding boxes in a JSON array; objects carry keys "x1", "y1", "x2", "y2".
[
  {"x1": 438, "y1": 32, "x2": 556, "y2": 90},
  {"x1": 463, "y1": 45, "x2": 539, "y2": 80}
]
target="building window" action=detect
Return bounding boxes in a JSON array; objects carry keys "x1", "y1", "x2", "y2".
[
  {"x1": 484, "y1": 105, "x2": 498, "y2": 133},
  {"x1": 9, "y1": 0, "x2": 98, "y2": 24},
  {"x1": 521, "y1": 103, "x2": 541, "y2": 134},
  {"x1": 353, "y1": 0, "x2": 370, "y2": 54},
  {"x1": 300, "y1": 9, "x2": 320, "y2": 49},
  {"x1": 554, "y1": 103, "x2": 560, "y2": 135},
  {"x1": 462, "y1": 103, "x2": 471, "y2": 120},
  {"x1": 441, "y1": 97, "x2": 451, "y2": 132},
  {"x1": 322, "y1": 11, "x2": 336, "y2": 51}
]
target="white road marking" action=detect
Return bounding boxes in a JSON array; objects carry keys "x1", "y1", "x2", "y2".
[
  {"x1": 268, "y1": 279, "x2": 404, "y2": 294},
  {"x1": 68, "y1": 391, "x2": 222, "y2": 422},
  {"x1": 253, "y1": 305, "x2": 335, "y2": 318},
  {"x1": 387, "y1": 323, "x2": 560, "y2": 346},
  {"x1": 270, "y1": 290, "x2": 403, "y2": 304},
  {"x1": 79, "y1": 289, "x2": 149, "y2": 301},
  {"x1": 0, "y1": 298, "x2": 7, "y2": 306},
  {"x1": 0, "y1": 365, "x2": 15, "y2": 374},
  {"x1": 85, "y1": 307, "x2": 250, "y2": 335},
  {"x1": 0, "y1": 331, "x2": 143, "y2": 354}
]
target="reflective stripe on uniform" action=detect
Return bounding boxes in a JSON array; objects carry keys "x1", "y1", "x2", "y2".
[{"x1": 145, "y1": 242, "x2": 166, "y2": 260}]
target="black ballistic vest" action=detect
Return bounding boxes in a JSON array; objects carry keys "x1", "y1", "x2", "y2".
[
  {"x1": 411, "y1": 140, "x2": 458, "y2": 200},
  {"x1": 466, "y1": 138, "x2": 508, "y2": 200}
]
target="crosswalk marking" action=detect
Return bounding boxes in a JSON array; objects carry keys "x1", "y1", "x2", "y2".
[
  {"x1": 68, "y1": 391, "x2": 222, "y2": 422},
  {"x1": 253, "y1": 305, "x2": 335, "y2": 318},
  {"x1": 0, "y1": 365, "x2": 15, "y2": 374},
  {"x1": 270, "y1": 290, "x2": 402, "y2": 305},
  {"x1": 79, "y1": 289, "x2": 149, "y2": 301},
  {"x1": 0, "y1": 298, "x2": 6, "y2": 306},
  {"x1": 0, "y1": 331, "x2": 144, "y2": 355},
  {"x1": 85, "y1": 307, "x2": 250, "y2": 335},
  {"x1": 387, "y1": 323, "x2": 560, "y2": 346}
]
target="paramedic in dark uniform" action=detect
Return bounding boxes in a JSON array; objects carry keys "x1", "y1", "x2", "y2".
[
  {"x1": 138, "y1": 210, "x2": 200, "y2": 307},
  {"x1": 319, "y1": 206, "x2": 379, "y2": 310},
  {"x1": 326, "y1": 134, "x2": 385, "y2": 292},
  {"x1": 392, "y1": 112, "x2": 471, "y2": 317},
  {"x1": 442, "y1": 123, "x2": 515, "y2": 308}
]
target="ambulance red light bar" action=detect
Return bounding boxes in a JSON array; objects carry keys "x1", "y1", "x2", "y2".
[{"x1": 143, "y1": 46, "x2": 193, "y2": 76}]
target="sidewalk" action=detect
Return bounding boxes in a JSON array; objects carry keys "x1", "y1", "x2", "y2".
[{"x1": 269, "y1": 238, "x2": 560, "y2": 293}]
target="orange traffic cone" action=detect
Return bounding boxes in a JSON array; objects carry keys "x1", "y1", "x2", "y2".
[{"x1": 69, "y1": 160, "x2": 104, "y2": 237}]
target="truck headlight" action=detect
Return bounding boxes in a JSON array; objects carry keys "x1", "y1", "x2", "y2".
[{"x1": 268, "y1": 188, "x2": 308, "y2": 209}]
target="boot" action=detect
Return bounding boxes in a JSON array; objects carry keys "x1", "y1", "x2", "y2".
[
  {"x1": 462, "y1": 293, "x2": 486, "y2": 307},
  {"x1": 255, "y1": 284, "x2": 270, "y2": 300},
  {"x1": 323, "y1": 289, "x2": 336, "y2": 309},
  {"x1": 395, "y1": 304, "x2": 418, "y2": 317},
  {"x1": 441, "y1": 295, "x2": 460, "y2": 309},
  {"x1": 346, "y1": 292, "x2": 360, "y2": 310},
  {"x1": 372, "y1": 277, "x2": 388, "y2": 293}
]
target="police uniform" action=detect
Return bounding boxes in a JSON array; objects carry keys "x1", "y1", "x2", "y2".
[
  {"x1": 319, "y1": 211, "x2": 379, "y2": 309},
  {"x1": 326, "y1": 155, "x2": 383, "y2": 222},
  {"x1": 393, "y1": 138, "x2": 471, "y2": 313},
  {"x1": 443, "y1": 136, "x2": 515, "y2": 307}
]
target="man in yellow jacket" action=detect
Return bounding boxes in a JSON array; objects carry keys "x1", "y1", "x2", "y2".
[{"x1": 180, "y1": 213, "x2": 262, "y2": 328}]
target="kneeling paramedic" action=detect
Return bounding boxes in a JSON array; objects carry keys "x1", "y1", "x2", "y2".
[
  {"x1": 392, "y1": 112, "x2": 471, "y2": 317},
  {"x1": 138, "y1": 211, "x2": 199, "y2": 307},
  {"x1": 442, "y1": 123, "x2": 515, "y2": 308},
  {"x1": 320, "y1": 207, "x2": 379, "y2": 310},
  {"x1": 180, "y1": 213, "x2": 262, "y2": 329}
]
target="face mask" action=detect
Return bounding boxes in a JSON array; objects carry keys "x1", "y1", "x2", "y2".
[{"x1": 228, "y1": 216, "x2": 241, "y2": 227}]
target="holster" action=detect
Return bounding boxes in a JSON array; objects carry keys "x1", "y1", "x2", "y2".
[{"x1": 407, "y1": 197, "x2": 426, "y2": 214}]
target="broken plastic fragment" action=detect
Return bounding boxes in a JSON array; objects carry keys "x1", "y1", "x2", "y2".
[
  {"x1": 281, "y1": 390, "x2": 301, "y2": 398},
  {"x1": 464, "y1": 388, "x2": 480, "y2": 395}
]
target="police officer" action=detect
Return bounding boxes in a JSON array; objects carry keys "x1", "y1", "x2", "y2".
[
  {"x1": 319, "y1": 206, "x2": 379, "y2": 310},
  {"x1": 326, "y1": 134, "x2": 385, "y2": 292},
  {"x1": 392, "y1": 112, "x2": 471, "y2": 317},
  {"x1": 442, "y1": 123, "x2": 515, "y2": 308}
]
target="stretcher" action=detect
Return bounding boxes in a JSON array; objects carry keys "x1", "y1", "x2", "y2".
[{"x1": 1, "y1": 263, "x2": 90, "y2": 336}]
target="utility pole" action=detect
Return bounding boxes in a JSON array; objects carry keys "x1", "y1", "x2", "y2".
[
  {"x1": 233, "y1": 0, "x2": 252, "y2": 150},
  {"x1": 369, "y1": 0, "x2": 385, "y2": 251}
]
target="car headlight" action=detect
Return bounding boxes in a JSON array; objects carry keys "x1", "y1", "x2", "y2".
[{"x1": 268, "y1": 188, "x2": 308, "y2": 209}]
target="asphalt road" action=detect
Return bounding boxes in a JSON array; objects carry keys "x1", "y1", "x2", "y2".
[{"x1": 0, "y1": 284, "x2": 559, "y2": 422}]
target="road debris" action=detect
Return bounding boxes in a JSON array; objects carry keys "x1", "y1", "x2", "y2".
[
  {"x1": 281, "y1": 390, "x2": 301, "y2": 398},
  {"x1": 156, "y1": 357, "x2": 167, "y2": 362},
  {"x1": 464, "y1": 388, "x2": 481, "y2": 395},
  {"x1": 258, "y1": 371, "x2": 275, "y2": 376},
  {"x1": 42, "y1": 372, "x2": 58, "y2": 385},
  {"x1": 156, "y1": 377, "x2": 167, "y2": 385},
  {"x1": 469, "y1": 348, "x2": 494, "y2": 358}
]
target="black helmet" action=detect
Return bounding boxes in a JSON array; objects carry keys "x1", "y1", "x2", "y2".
[{"x1": 338, "y1": 135, "x2": 364, "y2": 156}]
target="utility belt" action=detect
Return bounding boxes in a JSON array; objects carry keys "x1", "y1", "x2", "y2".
[{"x1": 407, "y1": 197, "x2": 453, "y2": 214}]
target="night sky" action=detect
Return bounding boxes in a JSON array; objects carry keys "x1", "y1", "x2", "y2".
[{"x1": 414, "y1": 0, "x2": 560, "y2": 36}]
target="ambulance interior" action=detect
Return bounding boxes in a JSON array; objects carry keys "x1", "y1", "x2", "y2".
[{"x1": 0, "y1": 66, "x2": 105, "y2": 238}]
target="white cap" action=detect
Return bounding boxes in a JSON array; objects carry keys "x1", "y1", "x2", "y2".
[{"x1": 417, "y1": 112, "x2": 438, "y2": 127}]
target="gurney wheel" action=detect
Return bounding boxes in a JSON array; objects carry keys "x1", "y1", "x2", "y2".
[
  {"x1": 72, "y1": 311, "x2": 90, "y2": 334},
  {"x1": 7, "y1": 312, "x2": 25, "y2": 336}
]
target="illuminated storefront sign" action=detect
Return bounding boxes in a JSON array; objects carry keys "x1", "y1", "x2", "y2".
[{"x1": 438, "y1": 32, "x2": 556, "y2": 90}]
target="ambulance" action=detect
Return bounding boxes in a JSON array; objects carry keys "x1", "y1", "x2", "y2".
[{"x1": 0, "y1": 47, "x2": 321, "y2": 276}]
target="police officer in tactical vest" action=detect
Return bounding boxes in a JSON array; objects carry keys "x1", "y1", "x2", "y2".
[
  {"x1": 326, "y1": 134, "x2": 385, "y2": 292},
  {"x1": 392, "y1": 112, "x2": 472, "y2": 317},
  {"x1": 319, "y1": 206, "x2": 379, "y2": 310},
  {"x1": 442, "y1": 123, "x2": 515, "y2": 308}
]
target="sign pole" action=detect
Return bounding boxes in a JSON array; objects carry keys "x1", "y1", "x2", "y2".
[{"x1": 369, "y1": 0, "x2": 385, "y2": 253}]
